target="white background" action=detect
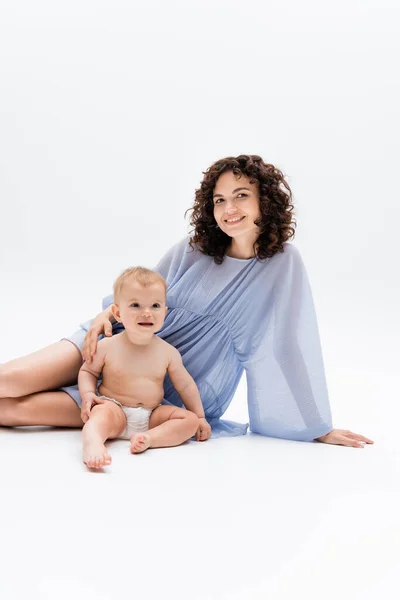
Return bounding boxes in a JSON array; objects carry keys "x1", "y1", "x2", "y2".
[{"x1": 0, "y1": 1, "x2": 399, "y2": 599}]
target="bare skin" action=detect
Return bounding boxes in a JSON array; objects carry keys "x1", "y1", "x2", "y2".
[
  {"x1": 79, "y1": 280, "x2": 211, "y2": 469},
  {"x1": 0, "y1": 170, "x2": 374, "y2": 450},
  {"x1": 0, "y1": 341, "x2": 83, "y2": 426},
  {"x1": 82, "y1": 401, "x2": 125, "y2": 468},
  {"x1": 0, "y1": 391, "x2": 82, "y2": 428},
  {"x1": 83, "y1": 403, "x2": 199, "y2": 468}
]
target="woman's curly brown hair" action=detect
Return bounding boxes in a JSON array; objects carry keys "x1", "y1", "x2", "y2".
[{"x1": 187, "y1": 155, "x2": 296, "y2": 264}]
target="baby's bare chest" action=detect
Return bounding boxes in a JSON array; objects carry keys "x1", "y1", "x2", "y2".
[{"x1": 104, "y1": 345, "x2": 168, "y2": 381}]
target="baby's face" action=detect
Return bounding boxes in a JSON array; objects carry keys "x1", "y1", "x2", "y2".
[{"x1": 116, "y1": 282, "x2": 167, "y2": 336}]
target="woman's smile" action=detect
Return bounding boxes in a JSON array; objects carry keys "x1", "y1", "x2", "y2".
[{"x1": 224, "y1": 215, "x2": 246, "y2": 225}]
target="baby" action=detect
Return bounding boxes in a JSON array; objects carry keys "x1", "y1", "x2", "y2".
[{"x1": 78, "y1": 266, "x2": 211, "y2": 469}]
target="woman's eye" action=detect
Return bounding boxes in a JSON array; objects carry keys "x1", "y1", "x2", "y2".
[
  {"x1": 214, "y1": 198, "x2": 223, "y2": 205},
  {"x1": 237, "y1": 193, "x2": 248, "y2": 199}
]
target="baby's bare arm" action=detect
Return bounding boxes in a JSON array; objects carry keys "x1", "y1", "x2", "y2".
[
  {"x1": 78, "y1": 338, "x2": 108, "y2": 399},
  {"x1": 167, "y1": 347, "x2": 205, "y2": 418}
]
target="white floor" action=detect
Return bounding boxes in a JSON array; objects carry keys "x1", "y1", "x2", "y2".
[
  {"x1": 1, "y1": 378, "x2": 399, "y2": 600},
  {"x1": 1, "y1": 311, "x2": 399, "y2": 600},
  {"x1": 1, "y1": 1, "x2": 399, "y2": 596}
]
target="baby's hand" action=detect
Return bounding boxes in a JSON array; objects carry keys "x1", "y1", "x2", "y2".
[
  {"x1": 195, "y1": 417, "x2": 212, "y2": 442},
  {"x1": 81, "y1": 392, "x2": 103, "y2": 423}
]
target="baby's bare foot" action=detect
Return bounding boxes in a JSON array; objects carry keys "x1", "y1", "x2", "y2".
[
  {"x1": 130, "y1": 433, "x2": 151, "y2": 454},
  {"x1": 83, "y1": 439, "x2": 112, "y2": 469}
]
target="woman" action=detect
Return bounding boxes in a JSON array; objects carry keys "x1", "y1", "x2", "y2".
[{"x1": 0, "y1": 155, "x2": 373, "y2": 447}]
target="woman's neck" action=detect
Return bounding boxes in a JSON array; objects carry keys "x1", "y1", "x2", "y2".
[{"x1": 226, "y1": 236, "x2": 257, "y2": 260}]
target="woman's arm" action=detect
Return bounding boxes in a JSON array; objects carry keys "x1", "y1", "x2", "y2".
[
  {"x1": 244, "y1": 245, "x2": 373, "y2": 446},
  {"x1": 244, "y1": 244, "x2": 333, "y2": 442}
]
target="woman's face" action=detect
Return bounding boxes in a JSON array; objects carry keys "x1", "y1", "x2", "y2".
[{"x1": 212, "y1": 171, "x2": 261, "y2": 240}]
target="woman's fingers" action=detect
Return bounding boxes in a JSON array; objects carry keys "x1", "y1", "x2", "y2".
[
  {"x1": 349, "y1": 432, "x2": 374, "y2": 444},
  {"x1": 90, "y1": 334, "x2": 98, "y2": 357},
  {"x1": 348, "y1": 439, "x2": 365, "y2": 448},
  {"x1": 318, "y1": 429, "x2": 374, "y2": 448},
  {"x1": 82, "y1": 315, "x2": 113, "y2": 361},
  {"x1": 341, "y1": 433, "x2": 366, "y2": 448},
  {"x1": 88, "y1": 329, "x2": 101, "y2": 359},
  {"x1": 82, "y1": 334, "x2": 94, "y2": 362},
  {"x1": 341, "y1": 431, "x2": 374, "y2": 447}
]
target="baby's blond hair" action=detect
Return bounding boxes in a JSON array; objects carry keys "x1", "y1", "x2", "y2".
[{"x1": 113, "y1": 267, "x2": 167, "y2": 303}]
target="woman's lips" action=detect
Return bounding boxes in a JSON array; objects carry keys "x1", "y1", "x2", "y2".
[{"x1": 224, "y1": 216, "x2": 246, "y2": 225}]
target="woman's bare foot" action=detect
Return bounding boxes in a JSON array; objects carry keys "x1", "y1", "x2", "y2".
[
  {"x1": 83, "y1": 438, "x2": 112, "y2": 469},
  {"x1": 130, "y1": 433, "x2": 151, "y2": 454}
]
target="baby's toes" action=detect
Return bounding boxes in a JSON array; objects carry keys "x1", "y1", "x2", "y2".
[
  {"x1": 103, "y1": 452, "x2": 112, "y2": 466},
  {"x1": 86, "y1": 456, "x2": 97, "y2": 469},
  {"x1": 130, "y1": 433, "x2": 150, "y2": 453},
  {"x1": 95, "y1": 453, "x2": 111, "y2": 468}
]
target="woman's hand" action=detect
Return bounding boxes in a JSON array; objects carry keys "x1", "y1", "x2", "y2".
[
  {"x1": 316, "y1": 429, "x2": 374, "y2": 448},
  {"x1": 195, "y1": 417, "x2": 212, "y2": 442},
  {"x1": 82, "y1": 309, "x2": 114, "y2": 363}
]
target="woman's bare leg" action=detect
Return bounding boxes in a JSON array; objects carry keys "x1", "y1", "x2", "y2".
[
  {"x1": 0, "y1": 340, "x2": 83, "y2": 398},
  {"x1": 82, "y1": 402, "x2": 126, "y2": 469},
  {"x1": 0, "y1": 391, "x2": 83, "y2": 427}
]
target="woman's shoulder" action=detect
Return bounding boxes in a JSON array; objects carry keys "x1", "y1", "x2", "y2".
[
  {"x1": 258, "y1": 242, "x2": 304, "y2": 273},
  {"x1": 265, "y1": 242, "x2": 301, "y2": 264},
  {"x1": 281, "y1": 242, "x2": 301, "y2": 259}
]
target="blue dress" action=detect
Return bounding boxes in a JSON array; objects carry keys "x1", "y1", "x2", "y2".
[{"x1": 62, "y1": 238, "x2": 333, "y2": 441}]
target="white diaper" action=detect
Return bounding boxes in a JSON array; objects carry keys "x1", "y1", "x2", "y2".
[{"x1": 97, "y1": 396, "x2": 153, "y2": 440}]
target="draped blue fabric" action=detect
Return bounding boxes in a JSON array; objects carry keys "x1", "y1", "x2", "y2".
[{"x1": 95, "y1": 238, "x2": 332, "y2": 441}]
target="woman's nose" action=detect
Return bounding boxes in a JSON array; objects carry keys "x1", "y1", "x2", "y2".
[{"x1": 225, "y1": 200, "x2": 238, "y2": 213}]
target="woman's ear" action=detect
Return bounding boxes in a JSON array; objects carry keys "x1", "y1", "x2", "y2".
[{"x1": 111, "y1": 303, "x2": 122, "y2": 323}]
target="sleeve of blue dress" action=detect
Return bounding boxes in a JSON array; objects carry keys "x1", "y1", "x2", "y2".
[{"x1": 244, "y1": 245, "x2": 333, "y2": 442}]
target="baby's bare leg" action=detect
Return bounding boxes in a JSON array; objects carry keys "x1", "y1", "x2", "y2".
[
  {"x1": 83, "y1": 402, "x2": 126, "y2": 469},
  {"x1": 130, "y1": 406, "x2": 199, "y2": 453}
]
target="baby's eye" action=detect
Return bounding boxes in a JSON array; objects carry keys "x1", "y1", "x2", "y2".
[
  {"x1": 152, "y1": 303, "x2": 161, "y2": 309},
  {"x1": 130, "y1": 303, "x2": 140, "y2": 308}
]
